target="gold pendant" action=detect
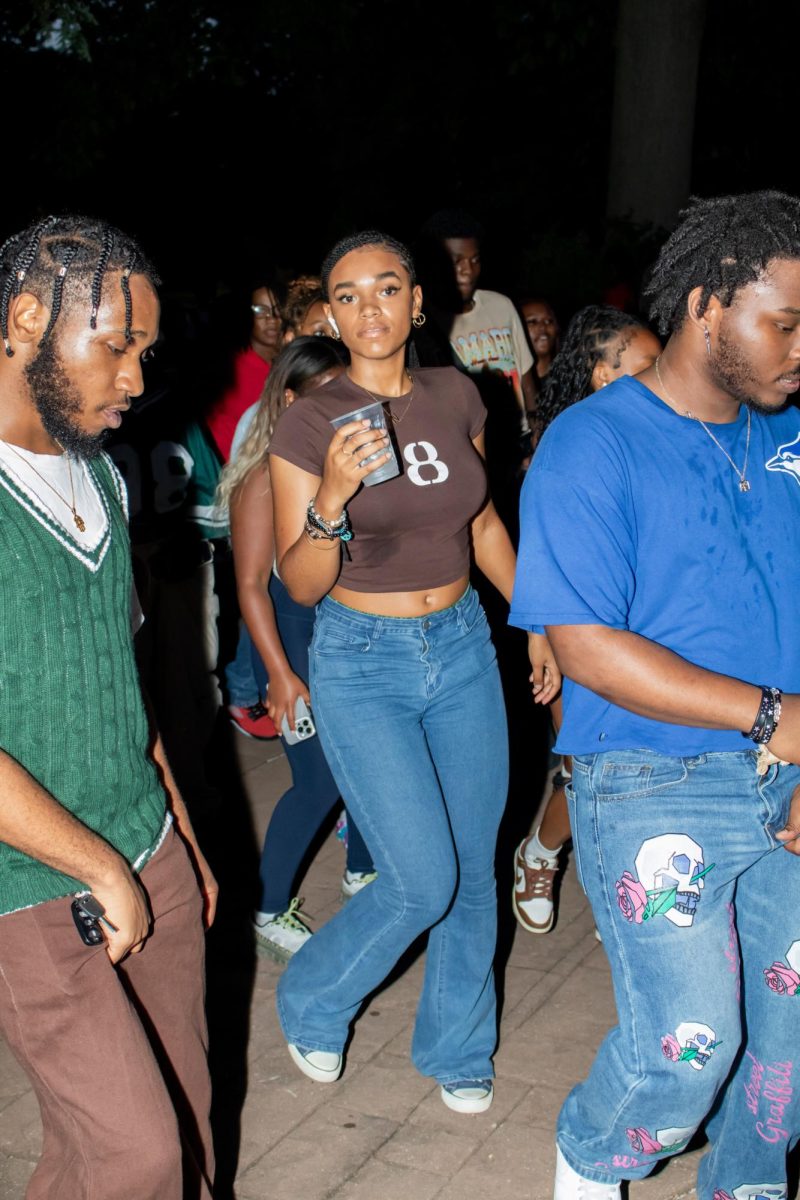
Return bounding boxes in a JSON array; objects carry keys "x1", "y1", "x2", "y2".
[{"x1": 73, "y1": 512, "x2": 86, "y2": 532}]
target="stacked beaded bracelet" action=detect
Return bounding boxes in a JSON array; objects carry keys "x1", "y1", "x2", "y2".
[
  {"x1": 742, "y1": 686, "x2": 783, "y2": 744},
  {"x1": 305, "y1": 497, "x2": 353, "y2": 543}
]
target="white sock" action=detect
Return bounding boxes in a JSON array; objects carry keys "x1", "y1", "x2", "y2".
[
  {"x1": 254, "y1": 910, "x2": 277, "y2": 926},
  {"x1": 524, "y1": 825, "x2": 562, "y2": 866}
]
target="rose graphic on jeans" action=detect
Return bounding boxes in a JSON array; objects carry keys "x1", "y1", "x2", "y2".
[
  {"x1": 763, "y1": 963, "x2": 800, "y2": 996},
  {"x1": 616, "y1": 871, "x2": 648, "y2": 923},
  {"x1": 626, "y1": 1125, "x2": 693, "y2": 1156},
  {"x1": 661, "y1": 1034, "x2": 682, "y2": 1061},
  {"x1": 764, "y1": 940, "x2": 800, "y2": 996}
]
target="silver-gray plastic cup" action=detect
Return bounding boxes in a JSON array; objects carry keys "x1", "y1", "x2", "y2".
[{"x1": 329, "y1": 401, "x2": 400, "y2": 486}]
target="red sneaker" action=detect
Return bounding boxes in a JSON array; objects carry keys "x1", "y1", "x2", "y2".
[{"x1": 228, "y1": 702, "x2": 278, "y2": 740}]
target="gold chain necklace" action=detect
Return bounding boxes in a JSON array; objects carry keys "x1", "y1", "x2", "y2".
[
  {"x1": 350, "y1": 370, "x2": 415, "y2": 424},
  {"x1": 655, "y1": 357, "x2": 751, "y2": 493},
  {"x1": 2, "y1": 441, "x2": 87, "y2": 531}
]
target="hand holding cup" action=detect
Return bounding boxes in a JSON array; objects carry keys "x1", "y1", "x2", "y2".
[{"x1": 320, "y1": 413, "x2": 396, "y2": 510}]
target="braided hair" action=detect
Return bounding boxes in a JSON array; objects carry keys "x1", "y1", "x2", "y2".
[
  {"x1": 539, "y1": 305, "x2": 647, "y2": 428},
  {"x1": 0, "y1": 214, "x2": 159, "y2": 357},
  {"x1": 645, "y1": 190, "x2": 800, "y2": 337},
  {"x1": 320, "y1": 230, "x2": 416, "y2": 301}
]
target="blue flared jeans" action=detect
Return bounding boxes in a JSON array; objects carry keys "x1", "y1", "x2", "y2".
[
  {"x1": 275, "y1": 586, "x2": 509, "y2": 1083},
  {"x1": 559, "y1": 748, "x2": 800, "y2": 1200}
]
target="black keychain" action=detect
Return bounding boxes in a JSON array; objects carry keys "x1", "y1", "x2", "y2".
[{"x1": 71, "y1": 894, "x2": 117, "y2": 946}]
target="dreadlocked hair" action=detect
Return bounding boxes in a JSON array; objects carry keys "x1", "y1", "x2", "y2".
[
  {"x1": 645, "y1": 190, "x2": 800, "y2": 337},
  {"x1": 282, "y1": 276, "x2": 325, "y2": 335},
  {"x1": 216, "y1": 336, "x2": 344, "y2": 511},
  {"x1": 539, "y1": 305, "x2": 647, "y2": 428},
  {"x1": 0, "y1": 214, "x2": 160, "y2": 357},
  {"x1": 321, "y1": 230, "x2": 416, "y2": 301}
]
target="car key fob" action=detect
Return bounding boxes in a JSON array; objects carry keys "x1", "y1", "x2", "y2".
[{"x1": 71, "y1": 895, "x2": 106, "y2": 946}]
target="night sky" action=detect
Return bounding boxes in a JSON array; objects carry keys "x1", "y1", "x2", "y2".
[{"x1": 2, "y1": 0, "x2": 799, "y2": 311}]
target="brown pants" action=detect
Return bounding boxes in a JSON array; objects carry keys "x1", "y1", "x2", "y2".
[{"x1": 0, "y1": 828, "x2": 214, "y2": 1199}]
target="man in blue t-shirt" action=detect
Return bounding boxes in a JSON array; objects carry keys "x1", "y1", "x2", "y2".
[{"x1": 510, "y1": 192, "x2": 800, "y2": 1200}]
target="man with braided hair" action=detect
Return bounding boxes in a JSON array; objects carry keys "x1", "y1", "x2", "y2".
[
  {"x1": 0, "y1": 215, "x2": 216, "y2": 1199},
  {"x1": 511, "y1": 191, "x2": 800, "y2": 1200}
]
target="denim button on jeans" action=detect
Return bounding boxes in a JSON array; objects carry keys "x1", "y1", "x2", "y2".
[
  {"x1": 559, "y1": 749, "x2": 800, "y2": 1199},
  {"x1": 275, "y1": 586, "x2": 509, "y2": 1083}
]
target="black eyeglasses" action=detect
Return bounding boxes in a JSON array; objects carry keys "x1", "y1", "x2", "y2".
[{"x1": 251, "y1": 304, "x2": 281, "y2": 318}]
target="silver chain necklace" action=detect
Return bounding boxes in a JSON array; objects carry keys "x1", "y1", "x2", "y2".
[{"x1": 655, "y1": 358, "x2": 751, "y2": 493}]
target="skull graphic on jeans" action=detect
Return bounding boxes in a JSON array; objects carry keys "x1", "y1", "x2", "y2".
[
  {"x1": 634, "y1": 834, "x2": 709, "y2": 928},
  {"x1": 714, "y1": 1186, "x2": 787, "y2": 1200},
  {"x1": 661, "y1": 1020, "x2": 719, "y2": 1070}
]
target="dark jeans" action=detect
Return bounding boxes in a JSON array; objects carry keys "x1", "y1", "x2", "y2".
[{"x1": 252, "y1": 576, "x2": 372, "y2": 913}]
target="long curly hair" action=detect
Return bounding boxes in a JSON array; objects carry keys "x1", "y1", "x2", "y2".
[{"x1": 538, "y1": 305, "x2": 648, "y2": 428}]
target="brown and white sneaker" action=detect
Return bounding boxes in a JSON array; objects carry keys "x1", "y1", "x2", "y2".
[{"x1": 513, "y1": 837, "x2": 559, "y2": 933}]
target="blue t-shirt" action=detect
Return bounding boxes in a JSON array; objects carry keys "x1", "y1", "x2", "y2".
[{"x1": 510, "y1": 376, "x2": 800, "y2": 755}]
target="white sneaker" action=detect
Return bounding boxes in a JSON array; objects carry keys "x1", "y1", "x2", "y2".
[
  {"x1": 513, "y1": 837, "x2": 559, "y2": 933},
  {"x1": 253, "y1": 897, "x2": 312, "y2": 963},
  {"x1": 554, "y1": 1146, "x2": 621, "y2": 1200},
  {"x1": 287, "y1": 1043, "x2": 343, "y2": 1083},
  {"x1": 440, "y1": 1079, "x2": 494, "y2": 1114},
  {"x1": 341, "y1": 869, "x2": 377, "y2": 901}
]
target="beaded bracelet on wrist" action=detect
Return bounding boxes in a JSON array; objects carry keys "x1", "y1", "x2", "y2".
[
  {"x1": 307, "y1": 497, "x2": 347, "y2": 534},
  {"x1": 743, "y1": 685, "x2": 783, "y2": 744},
  {"x1": 305, "y1": 510, "x2": 353, "y2": 543}
]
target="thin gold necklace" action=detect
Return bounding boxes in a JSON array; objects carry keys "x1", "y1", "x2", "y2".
[
  {"x1": 654, "y1": 357, "x2": 751, "y2": 493},
  {"x1": 2, "y1": 440, "x2": 87, "y2": 530},
  {"x1": 350, "y1": 370, "x2": 415, "y2": 424}
]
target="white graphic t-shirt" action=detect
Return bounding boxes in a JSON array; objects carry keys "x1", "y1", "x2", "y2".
[{"x1": 449, "y1": 289, "x2": 533, "y2": 416}]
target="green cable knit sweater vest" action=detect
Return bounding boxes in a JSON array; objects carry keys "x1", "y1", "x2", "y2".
[{"x1": 0, "y1": 452, "x2": 166, "y2": 915}]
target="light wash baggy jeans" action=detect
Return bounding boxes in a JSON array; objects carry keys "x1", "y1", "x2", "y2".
[
  {"x1": 276, "y1": 586, "x2": 509, "y2": 1083},
  {"x1": 559, "y1": 748, "x2": 800, "y2": 1200}
]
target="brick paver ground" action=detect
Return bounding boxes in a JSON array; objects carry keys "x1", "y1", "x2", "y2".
[{"x1": 0, "y1": 729, "x2": 778, "y2": 1200}]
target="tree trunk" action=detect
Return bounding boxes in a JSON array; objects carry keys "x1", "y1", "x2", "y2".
[{"x1": 607, "y1": 0, "x2": 707, "y2": 230}]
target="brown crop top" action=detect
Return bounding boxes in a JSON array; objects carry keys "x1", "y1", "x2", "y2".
[{"x1": 268, "y1": 366, "x2": 488, "y2": 593}]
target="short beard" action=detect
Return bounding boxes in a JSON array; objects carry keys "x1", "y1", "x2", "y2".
[
  {"x1": 708, "y1": 326, "x2": 781, "y2": 416},
  {"x1": 24, "y1": 336, "x2": 109, "y2": 459}
]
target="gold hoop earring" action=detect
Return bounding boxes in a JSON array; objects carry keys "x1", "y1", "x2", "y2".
[{"x1": 412, "y1": 312, "x2": 426, "y2": 328}]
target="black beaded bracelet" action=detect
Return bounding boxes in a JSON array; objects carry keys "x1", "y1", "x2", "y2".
[
  {"x1": 743, "y1": 686, "x2": 783, "y2": 744},
  {"x1": 305, "y1": 500, "x2": 353, "y2": 543},
  {"x1": 309, "y1": 496, "x2": 345, "y2": 535}
]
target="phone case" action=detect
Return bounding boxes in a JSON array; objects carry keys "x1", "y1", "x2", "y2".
[{"x1": 281, "y1": 696, "x2": 316, "y2": 745}]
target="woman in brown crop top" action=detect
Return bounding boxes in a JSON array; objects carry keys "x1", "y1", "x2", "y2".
[{"x1": 269, "y1": 230, "x2": 559, "y2": 1113}]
